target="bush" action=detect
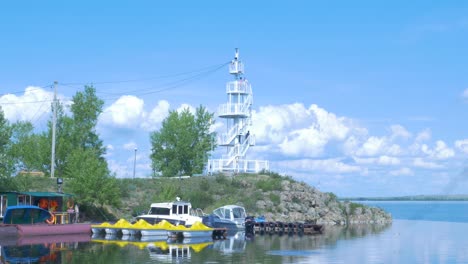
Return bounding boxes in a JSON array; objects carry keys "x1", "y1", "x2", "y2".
[
  {"x1": 255, "y1": 179, "x2": 282, "y2": 192},
  {"x1": 186, "y1": 190, "x2": 214, "y2": 209},
  {"x1": 325, "y1": 192, "x2": 338, "y2": 206},
  {"x1": 215, "y1": 175, "x2": 229, "y2": 185},
  {"x1": 240, "y1": 191, "x2": 262, "y2": 213},
  {"x1": 269, "y1": 193, "x2": 280, "y2": 204},
  {"x1": 349, "y1": 202, "x2": 365, "y2": 215}
]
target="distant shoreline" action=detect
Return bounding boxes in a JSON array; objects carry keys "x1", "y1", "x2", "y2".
[{"x1": 339, "y1": 195, "x2": 468, "y2": 201}]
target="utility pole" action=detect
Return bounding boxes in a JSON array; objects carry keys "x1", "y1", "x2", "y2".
[{"x1": 51, "y1": 81, "x2": 57, "y2": 178}]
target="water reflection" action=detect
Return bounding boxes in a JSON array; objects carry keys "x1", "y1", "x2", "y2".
[
  {"x1": 0, "y1": 224, "x2": 391, "y2": 263},
  {"x1": 0, "y1": 234, "x2": 89, "y2": 264},
  {"x1": 212, "y1": 231, "x2": 247, "y2": 254}
]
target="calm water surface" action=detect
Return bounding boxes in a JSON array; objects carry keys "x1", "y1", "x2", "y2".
[{"x1": 1, "y1": 201, "x2": 468, "y2": 263}]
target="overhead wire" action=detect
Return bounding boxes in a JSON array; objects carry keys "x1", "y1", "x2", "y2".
[
  {"x1": 97, "y1": 61, "x2": 229, "y2": 101},
  {"x1": 0, "y1": 84, "x2": 53, "y2": 97},
  {"x1": 59, "y1": 61, "x2": 230, "y2": 87},
  {"x1": 0, "y1": 60, "x2": 230, "y2": 106}
]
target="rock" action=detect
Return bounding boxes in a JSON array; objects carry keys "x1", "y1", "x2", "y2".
[{"x1": 258, "y1": 179, "x2": 392, "y2": 226}]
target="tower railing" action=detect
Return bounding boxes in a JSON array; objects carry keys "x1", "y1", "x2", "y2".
[
  {"x1": 206, "y1": 159, "x2": 269, "y2": 174},
  {"x1": 226, "y1": 81, "x2": 252, "y2": 94},
  {"x1": 218, "y1": 102, "x2": 249, "y2": 117},
  {"x1": 218, "y1": 94, "x2": 253, "y2": 117}
]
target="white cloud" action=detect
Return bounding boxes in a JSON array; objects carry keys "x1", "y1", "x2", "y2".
[
  {"x1": 176, "y1": 103, "x2": 196, "y2": 114},
  {"x1": 142, "y1": 100, "x2": 170, "y2": 131},
  {"x1": 455, "y1": 139, "x2": 468, "y2": 154},
  {"x1": 390, "y1": 125, "x2": 411, "y2": 139},
  {"x1": 462, "y1": 88, "x2": 468, "y2": 100},
  {"x1": 421, "y1": 140, "x2": 455, "y2": 160},
  {"x1": 390, "y1": 167, "x2": 414, "y2": 176},
  {"x1": 123, "y1": 142, "x2": 137, "y2": 151},
  {"x1": 277, "y1": 158, "x2": 362, "y2": 174},
  {"x1": 413, "y1": 158, "x2": 443, "y2": 169},
  {"x1": 107, "y1": 159, "x2": 131, "y2": 178},
  {"x1": 378, "y1": 155, "x2": 401, "y2": 165},
  {"x1": 0, "y1": 86, "x2": 54, "y2": 122},
  {"x1": 252, "y1": 103, "x2": 353, "y2": 157},
  {"x1": 415, "y1": 129, "x2": 431, "y2": 142},
  {"x1": 353, "y1": 155, "x2": 400, "y2": 166},
  {"x1": 100, "y1": 95, "x2": 145, "y2": 128},
  {"x1": 355, "y1": 136, "x2": 388, "y2": 156}
]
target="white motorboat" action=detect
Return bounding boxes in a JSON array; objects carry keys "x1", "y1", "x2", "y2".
[
  {"x1": 136, "y1": 197, "x2": 203, "y2": 227},
  {"x1": 212, "y1": 205, "x2": 246, "y2": 229}
]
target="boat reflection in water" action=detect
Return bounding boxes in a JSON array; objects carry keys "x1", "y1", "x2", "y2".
[
  {"x1": 0, "y1": 234, "x2": 90, "y2": 264},
  {"x1": 147, "y1": 237, "x2": 212, "y2": 262},
  {"x1": 91, "y1": 233, "x2": 213, "y2": 263},
  {"x1": 212, "y1": 231, "x2": 247, "y2": 254}
]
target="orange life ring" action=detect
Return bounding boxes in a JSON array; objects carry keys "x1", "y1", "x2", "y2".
[
  {"x1": 67, "y1": 199, "x2": 74, "y2": 209},
  {"x1": 46, "y1": 213, "x2": 55, "y2": 224}
]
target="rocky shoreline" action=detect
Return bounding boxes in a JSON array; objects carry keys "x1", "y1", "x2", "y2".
[{"x1": 254, "y1": 180, "x2": 392, "y2": 225}]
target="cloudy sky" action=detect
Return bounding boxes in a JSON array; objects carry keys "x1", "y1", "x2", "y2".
[{"x1": 1, "y1": 1, "x2": 467, "y2": 197}]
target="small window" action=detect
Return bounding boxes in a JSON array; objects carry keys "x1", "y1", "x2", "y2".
[
  {"x1": 178, "y1": 206, "x2": 183, "y2": 214},
  {"x1": 150, "y1": 207, "x2": 170, "y2": 215},
  {"x1": 172, "y1": 205, "x2": 177, "y2": 214},
  {"x1": 184, "y1": 205, "x2": 188, "y2": 214}
]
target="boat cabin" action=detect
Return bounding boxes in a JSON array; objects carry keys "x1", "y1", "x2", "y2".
[
  {"x1": 148, "y1": 201, "x2": 191, "y2": 216},
  {"x1": 136, "y1": 198, "x2": 203, "y2": 226}
]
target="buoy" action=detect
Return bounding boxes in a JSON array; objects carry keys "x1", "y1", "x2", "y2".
[{"x1": 45, "y1": 213, "x2": 55, "y2": 224}]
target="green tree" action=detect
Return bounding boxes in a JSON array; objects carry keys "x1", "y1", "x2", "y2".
[
  {"x1": 65, "y1": 148, "x2": 120, "y2": 207},
  {"x1": 62, "y1": 86, "x2": 119, "y2": 206},
  {"x1": 47, "y1": 86, "x2": 106, "y2": 179},
  {"x1": 150, "y1": 105, "x2": 215, "y2": 177},
  {"x1": 9, "y1": 121, "x2": 49, "y2": 172},
  {"x1": 0, "y1": 108, "x2": 15, "y2": 191},
  {"x1": 69, "y1": 85, "x2": 105, "y2": 157}
]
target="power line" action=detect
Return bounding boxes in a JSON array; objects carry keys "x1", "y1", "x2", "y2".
[
  {"x1": 98, "y1": 61, "x2": 229, "y2": 101},
  {"x1": 59, "y1": 61, "x2": 230, "y2": 87},
  {"x1": 0, "y1": 60, "x2": 229, "y2": 106},
  {"x1": 0, "y1": 84, "x2": 53, "y2": 97}
]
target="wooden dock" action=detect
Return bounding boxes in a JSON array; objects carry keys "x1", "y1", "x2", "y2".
[{"x1": 246, "y1": 221, "x2": 324, "y2": 235}]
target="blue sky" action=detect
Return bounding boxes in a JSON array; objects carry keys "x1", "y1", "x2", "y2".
[{"x1": 1, "y1": 1, "x2": 467, "y2": 197}]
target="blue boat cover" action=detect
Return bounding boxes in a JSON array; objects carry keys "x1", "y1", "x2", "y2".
[{"x1": 2, "y1": 205, "x2": 51, "y2": 225}]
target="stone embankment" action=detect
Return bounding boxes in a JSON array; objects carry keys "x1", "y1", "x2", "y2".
[{"x1": 255, "y1": 180, "x2": 392, "y2": 225}]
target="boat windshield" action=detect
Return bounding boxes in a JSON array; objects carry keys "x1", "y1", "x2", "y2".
[
  {"x1": 150, "y1": 207, "x2": 170, "y2": 215},
  {"x1": 233, "y1": 207, "x2": 246, "y2": 218}
]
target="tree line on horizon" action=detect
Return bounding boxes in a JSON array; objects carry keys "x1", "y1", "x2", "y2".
[{"x1": 0, "y1": 85, "x2": 216, "y2": 207}]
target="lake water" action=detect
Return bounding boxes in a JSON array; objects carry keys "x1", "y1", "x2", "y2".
[{"x1": 1, "y1": 201, "x2": 468, "y2": 263}]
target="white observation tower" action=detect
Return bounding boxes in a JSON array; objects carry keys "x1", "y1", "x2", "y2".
[{"x1": 207, "y1": 49, "x2": 269, "y2": 174}]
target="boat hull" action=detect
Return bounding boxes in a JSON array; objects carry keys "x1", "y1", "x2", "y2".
[
  {"x1": 182, "y1": 231, "x2": 213, "y2": 237},
  {"x1": 92, "y1": 227, "x2": 105, "y2": 234},
  {"x1": 122, "y1": 229, "x2": 140, "y2": 236},
  {"x1": 140, "y1": 229, "x2": 167, "y2": 236},
  {"x1": 105, "y1": 228, "x2": 121, "y2": 235}
]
